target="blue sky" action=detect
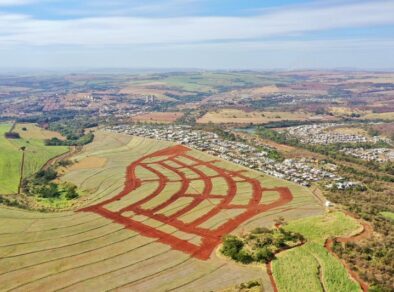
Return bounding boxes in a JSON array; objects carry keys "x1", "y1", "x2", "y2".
[{"x1": 0, "y1": 0, "x2": 393, "y2": 70}]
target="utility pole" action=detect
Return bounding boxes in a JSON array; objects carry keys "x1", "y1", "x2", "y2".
[{"x1": 18, "y1": 146, "x2": 26, "y2": 195}]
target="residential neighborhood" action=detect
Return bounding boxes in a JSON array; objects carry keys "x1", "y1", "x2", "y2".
[
  {"x1": 283, "y1": 123, "x2": 390, "y2": 145},
  {"x1": 108, "y1": 124, "x2": 348, "y2": 187},
  {"x1": 340, "y1": 147, "x2": 394, "y2": 162}
]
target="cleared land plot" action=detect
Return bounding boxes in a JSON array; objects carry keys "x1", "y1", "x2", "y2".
[
  {"x1": 0, "y1": 130, "x2": 323, "y2": 291},
  {"x1": 197, "y1": 109, "x2": 323, "y2": 124}
]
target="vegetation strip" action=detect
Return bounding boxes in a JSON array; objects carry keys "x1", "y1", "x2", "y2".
[
  {"x1": 324, "y1": 211, "x2": 372, "y2": 292},
  {"x1": 266, "y1": 240, "x2": 306, "y2": 292}
]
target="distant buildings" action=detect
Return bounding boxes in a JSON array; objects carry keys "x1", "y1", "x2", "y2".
[
  {"x1": 340, "y1": 147, "x2": 394, "y2": 162},
  {"x1": 108, "y1": 124, "x2": 345, "y2": 187},
  {"x1": 283, "y1": 123, "x2": 390, "y2": 145}
]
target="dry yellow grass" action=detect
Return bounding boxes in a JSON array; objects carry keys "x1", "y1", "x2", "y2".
[
  {"x1": 329, "y1": 107, "x2": 394, "y2": 121},
  {"x1": 197, "y1": 109, "x2": 315, "y2": 124},
  {"x1": 363, "y1": 112, "x2": 394, "y2": 121},
  {"x1": 68, "y1": 157, "x2": 108, "y2": 171},
  {"x1": 14, "y1": 123, "x2": 65, "y2": 140},
  {"x1": 250, "y1": 85, "x2": 280, "y2": 95},
  {"x1": 131, "y1": 112, "x2": 184, "y2": 123}
]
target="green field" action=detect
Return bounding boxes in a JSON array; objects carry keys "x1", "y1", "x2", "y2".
[
  {"x1": 0, "y1": 123, "x2": 68, "y2": 194},
  {"x1": 272, "y1": 212, "x2": 362, "y2": 292}
]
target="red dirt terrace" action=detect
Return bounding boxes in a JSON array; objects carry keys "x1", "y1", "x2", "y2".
[{"x1": 79, "y1": 145, "x2": 293, "y2": 260}]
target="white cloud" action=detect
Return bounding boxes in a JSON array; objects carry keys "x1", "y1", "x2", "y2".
[
  {"x1": 0, "y1": 0, "x2": 35, "y2": 6},
  {"x1": 0, "y1": 1, "x2": 393, "y2": 46}
]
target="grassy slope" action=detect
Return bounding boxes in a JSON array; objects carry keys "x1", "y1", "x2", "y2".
[
  {"x1": 272, "y1": 212, "x2": 361, "y2": 292},
  {"x1": 0, "y1": 123, "x2": 68, "y2": 194}
]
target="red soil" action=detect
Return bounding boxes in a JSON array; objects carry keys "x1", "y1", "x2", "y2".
[
  {"x1": 266, "y1": 262, "x2": 278, "y2": 292},
  {"x1": 79, "y1": 145, "x2": 293, "y2": 260}
]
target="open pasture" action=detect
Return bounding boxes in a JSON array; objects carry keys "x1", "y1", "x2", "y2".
[
  {"x1": 197, "y1": 109, "x2": 323, "y2": 124},
  {"x1": 0, "y1": 123, "x2": 68, "y2": 194},
  {"x1": 0, "y1": 130, "x2": 322, "y2": 291},
  {"x1": 131, "y1": 111, "x2": 184, "y2": 123}
]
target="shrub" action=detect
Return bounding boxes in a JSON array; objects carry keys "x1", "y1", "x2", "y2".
[
  {"x1": 251, "y1": 227, "x2": 270, "y2": 234},
  {"x1": 221, "y1": 235, "x2": 244, "y2": 259},
  {"x1": 4, "y1": 132, "x2": 20, "y2": 139},
  {"x1": 235, "y1": 250, "x2": 254, "y2": 264},
  {"x1": 35, "y1": 168, "x2": 57, "y2": 182},
  {"x1": 38, "y1": 183, "x2": 60, "y2": 198},
  {"x1": 64, "y1": 183, "x2": 79, "y2": 200},
  {"x1": 255, "y1": 247, "x2": 275, "y2": 263}
]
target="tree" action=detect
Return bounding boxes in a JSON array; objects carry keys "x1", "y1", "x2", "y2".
[
  {"x1": 64, "y1": 183, "x2": 79, "y2": 200},
  {"x1": 235, "y1": 250, "x2": 254, "y2": 264},
  {"x1": 255, "y1": 247, "x2": 275, "y2": 263},
  {"x1": 39, "y1": 183, "x2": 60, "y2": 198},
  {"x1": 221, "y1": 235, "x2": 244, "y2": 259}
]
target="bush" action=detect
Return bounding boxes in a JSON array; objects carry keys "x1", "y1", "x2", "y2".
[
  {"x1": 35, "y1": 168, "x2": 58, "y2": 182},
  {"x1": 38, "y1": 183, "x2": 60, "y2": 198},
  {"x1": 235, "y1": 250, "x2": 254, "y2": 264},
  {"x1": 4, "y1": 132, "x2": 20, "y2": 139},
  {"x1": 64, "y1": 183, "x2": 79, "y2": 200},
  {"x1": 251, "y1": 227, "x2": 271, "y2": 234},
  {"x1": 221, "y1": 235, "x2": 244, "y2": 259},
  {"x1": 57, "y1": 159, "x2": 73, "y2": 167},
  {"x1": 255, "y1": 247, "x2": 275, "y2": 263},
  {"x1": 221, "y1": 228, "x2": 304, "y2": 265}
]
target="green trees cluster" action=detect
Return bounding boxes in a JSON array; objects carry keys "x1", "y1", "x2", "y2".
[
  {"x1": 4, "y1": 132, "x2": 21, "y2": 139},
  {"x1": 45, "y1": 132, "x2": 94, "y2": 146},
  {"x1": 23, "y1": 168, "x2": 79, "y2": 200},
  {"x1": 221, "y1": 228, "x2": 304, "y2": 264}
]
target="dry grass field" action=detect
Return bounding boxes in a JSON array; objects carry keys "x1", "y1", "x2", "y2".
[
  {"x1": 197, "y1": 109, "x2": 324, "y2": 124},
  {"x1": 14, "y1": 123, "x2": 65, "y2": 141},
  {"x1": 0, "y1": 130, "x2": 323, "y2": 291},
  {"x1": 329, "y1": 107, "x2": 394, "y2": 121},
  {"x1": 131, "y1": 112, "x2": 184, "y2": 123},
  {"x1": 362, "y1": 111, "x2": 394, "y2": 121}
]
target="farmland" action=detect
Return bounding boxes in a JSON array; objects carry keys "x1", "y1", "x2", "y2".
[
  {"x1": 197, "y1": 109, "x2": 329, "y2": 124},
  {"x1": 0, "y1": 130, "x2": 323, "y2": 291},
  {"x1": 131, "y1": 111, "x2": 184, "y2": 123},
  {"x1": 0, "y1": 66, "x2": 393, "y2": 291},
  {"x1": 0, "y1": 123, "x2": 68, "y2": 194},
  {"x1": 272, "y1": 212, "x2": 362, "y2": 292}
]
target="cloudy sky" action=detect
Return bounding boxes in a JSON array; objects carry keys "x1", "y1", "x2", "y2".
[{"x1": 0, "y1": 0, "x2": 393, "y2": 69}]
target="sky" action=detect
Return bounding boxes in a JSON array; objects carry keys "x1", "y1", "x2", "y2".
[{"x1": 0, "y1": 0, "x2": 393, "y2": 70}]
